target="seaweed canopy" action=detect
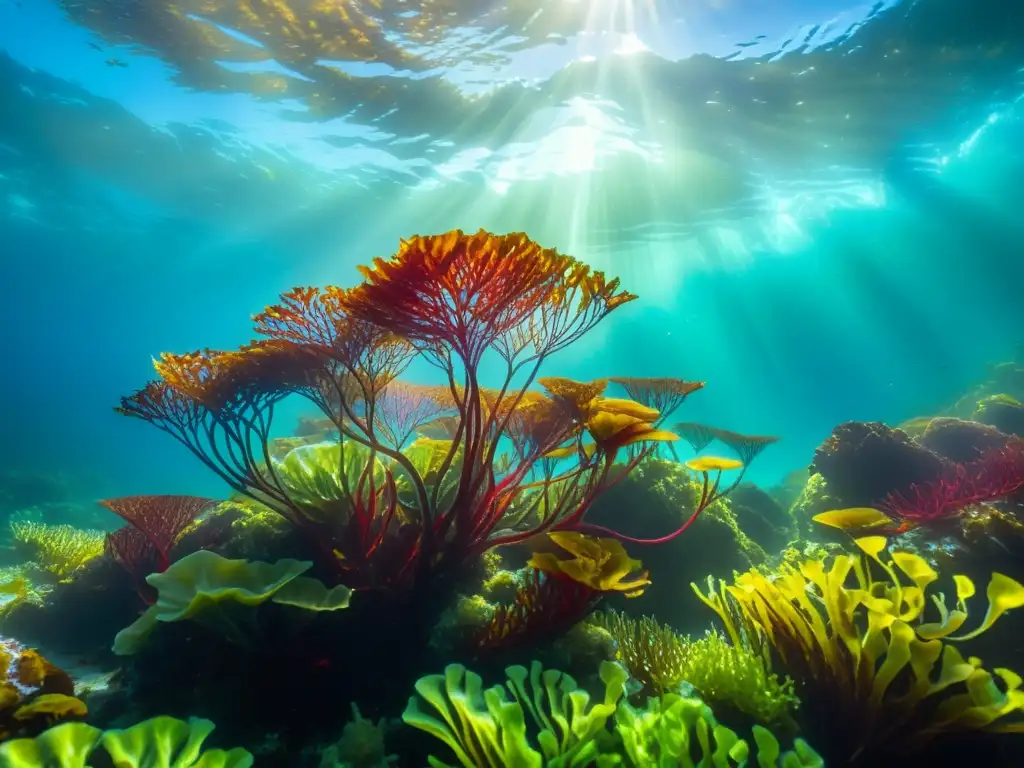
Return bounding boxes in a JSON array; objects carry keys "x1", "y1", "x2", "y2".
[
  {"x1": 694, "y1": 536, "x2": 1024, "y2": 764},
  {"x1": 116, "y1": 230, "x2": 670, "y2": 592}
]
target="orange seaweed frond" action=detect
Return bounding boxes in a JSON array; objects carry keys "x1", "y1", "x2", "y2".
[
  {"x1": 253, "y1": 285, "x2": 347, "y2": 347},
  {"x1": 154, "y1": 341, "x2": 322, "y2": 410},
  {"x1": 538, "y1": 377, "x2": 609, "y2": 421},
  {"x1": 340, "y1": 230, "x2": 636, "y2": 367},
  {"x1": 503, "y1": 393, "x2": 580, "y2": 459},
  {"x1": 340, "y1": 230, "x2": 569, "y2": 364}
]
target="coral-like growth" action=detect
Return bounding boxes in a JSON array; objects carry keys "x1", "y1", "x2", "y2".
[
  {"x1": 104, "y1": 526, "x2": 161, "y2": 602},
  {"x1": 319, "y1": 703, "x2": 396, "y2": 768},
  {"x1": 880, "y1": 440, "x2": 1024, "y2": 526},
  {"x1": 0, "y1": 637, "x2": 84, "y2": 742},
  {"x1": 811, "y1": 421, "x2": 947, "y2": 508},
  {"x1": 590, "y1": 610, "x2": 691, "y2": 694},
  {"x1": 115, "y1": 230, "x2": 704, "y2": 593},
  {"x1": 102, "y1": 495, "x2": 215, "y2": 604},
  {"x1": 341, "y1": 230, "x2": 636, "y2": 366},
  {"x1": 9, "y1": 522, "x2": 104, "y2": 581},
  {"x1": 917, "y1": 417, "x2": 1015, "y2": 463},
  {"x1": 694, "y1": 536, "x2": 1024, "y2": 763},
  {"x1": 591, "y1": 610, "x2": 799, "y2": 729}
]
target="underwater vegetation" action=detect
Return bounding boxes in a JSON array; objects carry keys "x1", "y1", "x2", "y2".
[
  {"x1": 590, "y1": 610, "x2": 799, "y2": 730},
  {"x1": 0, "y1": 638, "x2": 85, "y2": 742},
  {"x1": 101, "y1": 495, "x2": 219, "y2": 602},
  {"x1": 9, "y1": 522, "x2": 104, "y2": 582},
  {"x1": 0, "y1": 228, "x2": 786, "y2": 761},
  {"x1": 696, "y1": 536, "x2": 1024, "y2": 765},
  {"x1": 8, "y1": 228, "x2": 1024, "y2": 766},
  {"x1": 114, "y1": 229, "x2": 710, "y2": 598},
  {"x1": 0, "y1": 714, "x2": 252, "y2": 767},
  {"x1": 108, "y1": 228, "x2": 764, "y2": 650},
  {"x1": 474, "y1": 532, "x2": 653, "y2": 653},
  {"x1": 110, "y1": 550, "x2": 353, "y2": 655},
  {"x1": 402, "y1": 659, "x2": 821, "y2": 767}
]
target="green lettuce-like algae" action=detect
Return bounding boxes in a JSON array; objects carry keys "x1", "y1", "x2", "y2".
[
  {"x1": 98, "y1": 716, "x2": 252, "y2": 768},
  {"x1": 613, "y1": 693, "x2": 821, "y2": 768},
  {"x1": 402, "y1": 660, "x2": 821, "y2": 767},
  {"x1": 273, "y1": 441, "x2": 387, "y2": 518},
  {"x1": 113, "y1": 550, "x2": 352, "y2": 655},
  {"x1": 0, "y1": 716, "x2": 252, "y2": 768},
  {"x1": 0, "y1": 722, "x2": 101, "y2": 768},
  {"x1": 403, "y1": 660, "x2": 627, "y2": 767}
]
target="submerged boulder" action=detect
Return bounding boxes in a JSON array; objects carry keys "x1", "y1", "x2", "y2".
[
  {"x1": 810, "y1": 421, "x2": 947, "y2": 508},
  {"x1": 917, "y1": 417, "x2": 1015, "y2": 462},
  {"x1": 974, "y1": 397, "x2": 1024, "y2": 440}
]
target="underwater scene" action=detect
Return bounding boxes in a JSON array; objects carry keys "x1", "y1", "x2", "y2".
[{"x1": 2, "y1": 0, "x2": 1024, "y2": 765}]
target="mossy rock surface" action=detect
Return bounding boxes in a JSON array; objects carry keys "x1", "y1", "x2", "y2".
[{"x1": 584, "y1": 460, "x2": 765, "y2": 632}]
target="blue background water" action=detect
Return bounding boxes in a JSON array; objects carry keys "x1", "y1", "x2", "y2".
[{"x1": 1, "y1": 0, "x2": 1022, "y2": 514}]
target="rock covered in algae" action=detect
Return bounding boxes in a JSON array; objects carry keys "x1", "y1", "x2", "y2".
[
  {"x1": 974, "y1": 396, "x2": 1024, "y2": 439},
  {"x1": 581, "y1": 459, "x2": 770, "y2": 632},
  {"x1": 0, "y1": 555, "x2": 141, "y2": 656},
  {"x1": 917, "y1": 416, "x2": 1018, "y2": 462},
  {"x1": 0, "y1": 637, "x2": 87, "y2": 742},
  {"x1": 810, "y1": 421, "x2": 947, "y2": 508}
]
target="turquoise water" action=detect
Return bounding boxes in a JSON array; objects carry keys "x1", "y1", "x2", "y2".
[
  {"x1": 3, "y1": 2, "x2": 1024, "y2": 766},
  {"x1": 0, "y1": 0, "x2": 1022, "y2": 509}
]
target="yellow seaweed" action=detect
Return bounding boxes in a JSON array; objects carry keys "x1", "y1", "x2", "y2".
[
  {"x1": 812, "y1": 507, "x2": 894, "y2": 531},
  {"x1": 693, "y1": 538, "x2": 1024, "y2": 759}
]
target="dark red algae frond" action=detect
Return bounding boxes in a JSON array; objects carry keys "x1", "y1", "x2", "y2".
[
  {"x1": 474, "y1": 570, "x2": 601, "y2": 654},
  {"x1": 99, "y1": 495, "x2": 216, "y2": 570},
  {"x1": 105, "y1": 527, "x2": 160, "y2": 603},
  {"x1": 881, "y1": 440, "x2": 1024, "y2": 524}
]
